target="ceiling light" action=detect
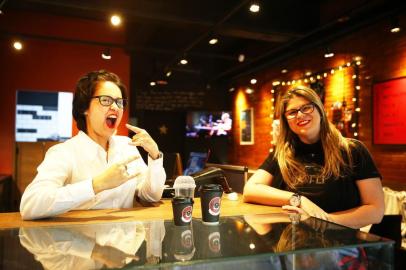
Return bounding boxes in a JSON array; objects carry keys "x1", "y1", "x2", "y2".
[
  {"x1": 150, "y1": 81, "x2": 156, "y2": 86},
  {"x1": 390, "y1": 18, "x2": 401, "y2": 33},
  {"x1": 281, "y1": 69, "x2": 288, "y2": 74},
  {"x1": 229, "y1": 87, "x2": 235, "y2": 92},
  {"x1": 249, "y1": 4, "x2": 260, "y2": 13},
  {"x1": 166, "y1": 71, "x2": 172, "y2": 77},
  {"x1": 238, "y1": 54, "x2": 245, "y2": 62},
  {"x1": 245, "y1": 88, "x2": 254, "y2": 94},
  {"x1": 272, "y1": 81, "x2": 280, "y2": 86},
  {"x1": 13, "y1": 41, "x2": 23, "y2": 50},
  {"x1": 180, "y1": 58, "x2": 188, "y2": 65},
  {"x1": 250, "y1": 78, "x2": 257, "y2": 85},
  {"x1": 209, "y1": 38, "x2": 218, "y2": 45},
  {"x1": 305, "y1": 71, "x2": 312, "y2": 76},
  {"x1": 110, "y1": 14, "x2": 122, "y2": 26},
  {"x1": 101, "y1": 48, "x2": 111, "y2": 60},
  {"x1": 324, "y1": 48, "x2": 334, "y2": 58}
]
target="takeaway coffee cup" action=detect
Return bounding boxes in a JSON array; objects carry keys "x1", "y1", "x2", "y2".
[
  {"x1": 199, "y1": 184, "x2": 223, "y2": 225},
  {"x1": 172, "y1": 197, "x2": 194, "y2": 226}
]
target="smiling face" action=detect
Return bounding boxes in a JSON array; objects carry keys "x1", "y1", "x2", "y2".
[
  {"x1": 85, "y1": 81, "x2": 124, "y2": 146},
  {"x1": 285, "y1": 95, "x2": 321, "y2": 144}
]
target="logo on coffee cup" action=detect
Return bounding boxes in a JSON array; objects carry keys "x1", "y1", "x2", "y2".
[
  {"x1": 208, "y1": 197, "x2": 221, "y2": 216},
  {"x1": 208, "y1": 232, "x2": 221, "y2": 252},
  {"x1": 181, "y1": 205, "x2": 193, "y2": 223},
  {"x1": 181, "y1": 229, "x2": 193, "y2": 249}
]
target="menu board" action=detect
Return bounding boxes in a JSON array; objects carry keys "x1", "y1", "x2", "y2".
[{"x1": 373, "y1": 77, "x2": 406, "y2": 144}]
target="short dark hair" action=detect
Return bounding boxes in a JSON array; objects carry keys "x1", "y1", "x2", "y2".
[{"x1": 72, "y1": 70, "x2": 127, "y2": 133}]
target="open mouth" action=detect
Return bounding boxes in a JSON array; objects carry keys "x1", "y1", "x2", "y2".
[{"x1": 106, "y1": 115, "x2": 118, "y2": 129}]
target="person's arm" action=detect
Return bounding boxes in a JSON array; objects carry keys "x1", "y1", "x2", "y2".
[
  {"x1": 20, "y1": 146, "x2": 96, "y2": 220},
  {"x1": 136, "y1": 153, "x2": 166, "y2": 202},
  {"x1": 328, "y1": 178, "x2": 384, "y2": 228},
  {"x1": 126, "y1": 124, "x2": 166, "y2": 202},
  {"x1": 243, "y1": 169, "x2": 294, "y2": 206},
  {"x1": 244, "y1": 169, "x2": 330, "y2": 220}
]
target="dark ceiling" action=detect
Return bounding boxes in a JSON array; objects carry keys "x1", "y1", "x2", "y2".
[{"x1": 3, "y1": 0, "x2": 406, "y2": 91}]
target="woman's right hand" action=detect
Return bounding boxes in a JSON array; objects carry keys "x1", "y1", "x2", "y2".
[
  {"x1": 282, "y1": 196, "x2": 330, "y2": 221},
  {"x1": 92, "y1": 155, "x2": 140, "y2": 194}
]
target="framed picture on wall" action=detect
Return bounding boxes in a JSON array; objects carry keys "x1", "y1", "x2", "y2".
[
  {"x1": 373, "y1": 76, "x2": 406, "y2": 145},
  {"x1": 240, "y1": 108, "x2": 254, "y2": 145}
]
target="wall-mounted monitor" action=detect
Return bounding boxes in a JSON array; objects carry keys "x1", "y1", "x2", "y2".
[
  {"x1": 15, "y1": 90, "x2": 73, "y2": 142},
  {"x1": 186, "y1": 111, "x2": 232, "y2": 138}
]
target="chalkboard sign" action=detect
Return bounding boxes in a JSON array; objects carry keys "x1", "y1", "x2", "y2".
[{"x1": 373, "y1": 77, "x2": 406, "y2": 144}]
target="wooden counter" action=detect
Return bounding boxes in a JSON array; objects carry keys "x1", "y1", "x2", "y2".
[{"x1": 0, "y1": 195, "x2": 282, "y2": 229}]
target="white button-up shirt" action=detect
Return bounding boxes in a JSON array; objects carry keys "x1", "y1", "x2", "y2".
[{"x1": 20, "y1": 131, "x2": 166, "y2": 220}]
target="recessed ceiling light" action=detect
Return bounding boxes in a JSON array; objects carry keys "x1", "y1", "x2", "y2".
[
  {"x1": 238, "y1": 54, "x2": 245, "y2": 62},
  {"x1": 101, "y1": 48, "x2": 111, "y2": 60},
  {"x1": 324, "y1": 48, "x2": 334, "y2": 58},
  {"x1": 180, "y1": 59, "x2": 188, "y2": 65},
  {"x1": 249, "y1": 4, "x2": 260, "y2": 13},
  {"x1": 305, "y1": 71, "x2": 312, "y2": 76},
  {"x1": 390, "y1": 18, "x2": 401, "y2": 33},
  {"x1": 246, "y1": 88, "x2": 254, "y2": 94},
  {"x1": 166, "y1": 71, "x2": 172, "y2": 77},
  {"x1": 229, "y1": 87, "x2": 235, "y2": 92},
  {"x1": 150, "y1": 81, "x2": 156, "y2": 86},
  {"x1": 209, "y1": 38, "x2": 218, "y2": 45},
  {"x1": 250, "y1": 78, "x2": 257, "y2": 85},
  {"x1": 110, "y1": 14, "x2": 122, "y2": 26},
  {"x1": 13, "y1": 41, "x2": 23, "y2": 50},
  {"x1": 281, "y1": 69, "x2": 288, "y2": 74}
]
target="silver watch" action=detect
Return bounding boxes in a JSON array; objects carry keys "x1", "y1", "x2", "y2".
[{"x1": 289, "y1": 193, "x2": 301, "y2": 207}]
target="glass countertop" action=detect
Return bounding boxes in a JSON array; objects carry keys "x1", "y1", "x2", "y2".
[{"x1": 0, "y1": 213, "x2": 393, "y2": 269}]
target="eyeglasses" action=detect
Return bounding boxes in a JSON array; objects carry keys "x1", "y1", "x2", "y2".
[
  {"x1": 284, "y1": 103, "x2": 315, "y2": 120},
  {"x1": 92, "y1": 95, "x2": 127, "y2": 109}
]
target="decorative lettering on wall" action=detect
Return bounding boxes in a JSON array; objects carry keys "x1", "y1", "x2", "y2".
[{"x1": 136, "y1": 90, "x2": 206, "y2": 111}]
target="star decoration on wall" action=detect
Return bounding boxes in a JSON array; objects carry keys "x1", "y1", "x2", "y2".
[{"x1": 159, "y1": 125, "x2": 168, "y2": 135}]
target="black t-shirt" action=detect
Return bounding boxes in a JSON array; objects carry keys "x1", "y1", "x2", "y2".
[{"x1": 259, "y1": 139, "x2": 381, "y2": 213}]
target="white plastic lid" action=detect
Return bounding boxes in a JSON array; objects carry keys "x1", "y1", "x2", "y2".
[{"x1": 173, "y1": 175, "x2": 196, "y2": 189}]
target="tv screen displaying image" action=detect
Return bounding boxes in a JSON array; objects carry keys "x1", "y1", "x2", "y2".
[
  {"x1": 186, "y1": 111, "x2": 232, "y2": 138},
  {"x1": 15, "y1": 90, "x2": 73, "y2": 142}
]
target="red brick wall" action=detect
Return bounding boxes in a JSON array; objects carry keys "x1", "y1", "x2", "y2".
[{"x1": 230, "y1": 14, "x2": 406, "y2": 188}]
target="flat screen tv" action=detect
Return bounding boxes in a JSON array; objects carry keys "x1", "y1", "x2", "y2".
[
  {"x1": 15, "y1": 90, "x2": 73, "y2": 142},
  {"x1": 186, "y1": 111, "x2": 232, "y2": 138}
]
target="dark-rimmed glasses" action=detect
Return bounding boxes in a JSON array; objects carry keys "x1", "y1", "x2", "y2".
[
  {"x1": 284, "y1": 103, "x2": 315, "y2": 120},
  {"x1": 92, "y1": 95, "x2": 127, "y2": 109}
]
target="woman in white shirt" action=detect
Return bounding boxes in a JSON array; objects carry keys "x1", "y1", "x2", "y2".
[{"x1": 20, "y1": 70, "x2": 166, "y2": 220}]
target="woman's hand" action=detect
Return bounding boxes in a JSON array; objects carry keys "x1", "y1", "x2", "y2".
[
  {"x1": 126, "y1": 124, "x2": 160, "y2": 159},
  {"x1": 92, "y1": 155, "x2": 140, "y2": 194},
  {"x1": 282, "y1": 196, "x2": 330, "y2": 221}
]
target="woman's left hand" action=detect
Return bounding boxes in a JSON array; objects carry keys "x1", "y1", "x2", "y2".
[{"x1": 126, "y1": 124, "x2": 160, "y2": 159}]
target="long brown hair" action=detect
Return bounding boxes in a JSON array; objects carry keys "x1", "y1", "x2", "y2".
[{"x1": 275, "y1": 86, "x2": 353, "y2": 189}]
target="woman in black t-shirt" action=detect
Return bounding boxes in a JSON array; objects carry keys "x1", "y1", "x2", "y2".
[{"x1": 243, "y1": 86, "x2": 384, "y2": 229}]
